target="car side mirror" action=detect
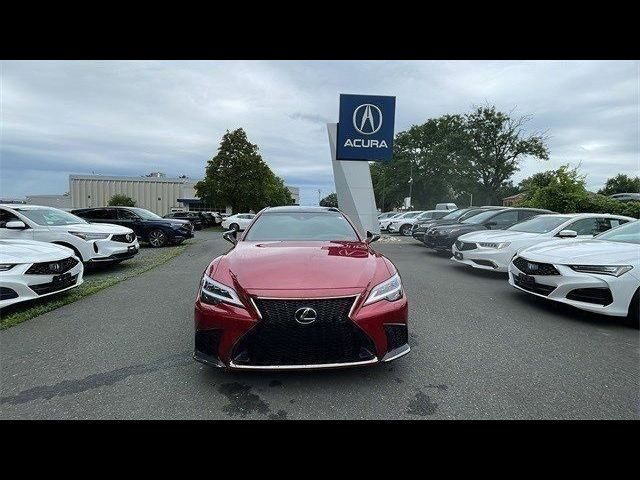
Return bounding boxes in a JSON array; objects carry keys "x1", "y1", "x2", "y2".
[
  {"x1": 223, "y1": 229, "x2": 238, "y2": 245},
  {"x1": 557, "y1": 229, "x2": 577, "y2": 238},
  {"x1": 366, "y1": 230, "x2": 380, "y2": 244},
  {"x1": 6, "y1": 220, "x2": 27, "y2": 230}
]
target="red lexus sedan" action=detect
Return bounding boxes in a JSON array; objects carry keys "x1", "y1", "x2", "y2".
[{"x1": 193, "y1": 206, "x2": 409, "y2": 370}]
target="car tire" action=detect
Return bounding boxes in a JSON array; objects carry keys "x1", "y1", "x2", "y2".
[
  {"x1": 230, "y1": 223, "x2": 240, "y2": 232},
  {"x1": 400, "y1": 224, "x2": 412, "y2": 236},
  {"x1": 148, "y1": 229, "x2": 168, "y2": 248},
  {"x1": 625, "y1": 288, "x2": 639, "y2": 328}
]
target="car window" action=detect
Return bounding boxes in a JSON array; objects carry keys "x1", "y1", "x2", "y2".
[
  {"x1": 0, "y1": 209, "x2": 21, "y2": 228},
  {"x1": 517, "y1": 210, "x2": 541, "y2": 221},
  {"x1": 462, "y1": 209, "x2": 505, "y2": 224},
  {"x1": 244, "y1": 212, "x2": 359, "y2": 241},
  {"x1": 86, "y1": 209, "x2": 115, "y2": 220},
  {"x1": 508, "y1": 216, "x2": 571, "y2": 233},
  {"x1": 595, "y1": 220, "x2": 640, "y2": 244},
  {"x1": 118, "y1": 209, "x2": 139, "y2": 220},
  {"x1": 490, "y1": 211, "x2": 519, "y2": 228},
  {"x1": 14, "y1": 208, "x2": 87, "y2": 226},
  {"x1": 567, "y1": 218, "x2": 599, "y2": 236},
  {"x1": 433, "y1": 211, "x2": 450, "y2": 219}
]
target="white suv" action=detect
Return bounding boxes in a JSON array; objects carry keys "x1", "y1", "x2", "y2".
[{"x1": 0, "y1": 205, "x2": 140, "y2": 264}]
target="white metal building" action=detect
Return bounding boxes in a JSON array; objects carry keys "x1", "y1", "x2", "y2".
[{"x1": 69, "y1": 174, "x2": 299, "y2": 216}]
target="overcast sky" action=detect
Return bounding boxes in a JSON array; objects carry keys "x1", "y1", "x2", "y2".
[{"x1": 1, "y1": 60, "x2": 638, "y2": 205}]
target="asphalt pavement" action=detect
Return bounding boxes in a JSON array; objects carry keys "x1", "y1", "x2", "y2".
[{"x1": 1, "y1": 230, "x2": 638, "y2": 419}]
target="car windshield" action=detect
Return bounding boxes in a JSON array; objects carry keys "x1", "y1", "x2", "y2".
[
  {"x1": 244, "y1": 212, "x2": 359, "y2": 241},
  {"x1": 508, "y1": 215, "x2": 571, "y2": 233},
  {"x1": 595, "y1": 220, "x2": 640, "y2": 244},
  {"x1": 417, "y1": 211, "x2": 435, "y2": 220},
  {"x1": 441, "y1": 209, "x2": 466, "y2": 220},
  {"x1": 462, "y1": 209, "x2": 503, "y2": 224},
  {"x1": 15, "y1": 207, "x2": 88, "y2": 226},
  {"x1": 403, "y1": 212, "x2": 421, "y2": 219},
  {"x1": 130, "y1": 208, "x2": 162, "y2": 220}
]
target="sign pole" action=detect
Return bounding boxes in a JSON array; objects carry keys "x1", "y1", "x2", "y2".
[{"x1": 327, "y1": 123, "x2": 379, "y2": 236}]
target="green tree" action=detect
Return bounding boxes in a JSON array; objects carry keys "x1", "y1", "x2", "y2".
[
  {"x1": 195, "y1": 128, "x2": 293, "y2": 213},
  {"x1": 319, "y1": 193, "x2": 338, "y2": 207},
  {"x1": 598, "y1": 174, "x2": 640, "y2": 196},
  {"x1": 108, "y1": 194, "x2": 136, "y2": 207},
  {"x1": 463, "y1": 106, "x2": 550, "y2": 205}
]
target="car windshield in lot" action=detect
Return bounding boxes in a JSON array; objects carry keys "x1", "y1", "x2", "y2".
[
  {"x1": 461, "y1": 209, "x2": 502, "y2": 224},
  {"x1": 507, "y1": 215, "x2": 571, "y2": 233},
  {"x1": 15, "y1": 207, "x2": 88, "y2": 226},
  {"x1": 130, "y1": 208, "x2": 162, "y2": 220},
  {"x1": 244, "y1": 212, "x2": 359, "y2": 241},
  {"x1": 441, "y1": 209, "x2": 467, "y2": 220},
  {"x1": 595, "y1": 220, "x2": 640, "y2": 244}
]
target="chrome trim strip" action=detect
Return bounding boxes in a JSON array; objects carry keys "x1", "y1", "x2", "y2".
[
  {"x1": 254, "y1": 294, "x2": 359, "y2": 300},
  {"x1": 249, "y1": 297, "x2": 262, "y2": 319},
  {"x1": 229, "y1": 357, "x2": 378, "y2": 370},
  {"x1": 381, "y1": 345, "x2": 411, "y2": 362}
]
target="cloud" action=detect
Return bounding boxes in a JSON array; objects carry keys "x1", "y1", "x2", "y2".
[{"x1": 1, "y1": 60, "x2": 637, "y2": 205}]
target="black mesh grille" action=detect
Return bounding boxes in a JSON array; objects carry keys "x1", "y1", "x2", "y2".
[
  {"x1": 513, "y1": 275, "x2": 556, "y2": 296},
  {"x1": 195, "y1": 329, "x2": 223, "y2": 357},
  {"x1": 25, "y1": 256, "x2": 78, "y2": 275},
  {"x1": 0, "y1": 287, "x2": 19, "y2": 301},
  {"x1": 384, "y1": 324, "x2": 408, "y2": 351},
  {"x1": 455, "y1": 240, "x2": 477, "y2": 251},
  {"x1": 567, "y1": 288, "x2": 613, "y2": 306},
  {"x1": 29, "y1": 274, "x2": 79, "y2": 295},
  {"x1": 112, "y1": 233, "x2": 136, "y2": 243},
  {"x1": 513, "y1": 257, "x2": 559, "y2": 275},
  {"x1": 232, "y1": 297, "x2": 376, "y2": 366}
]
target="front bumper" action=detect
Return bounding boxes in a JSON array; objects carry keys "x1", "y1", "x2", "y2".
[
  {"x1": 86, "y1": 239, "x2": 140, "y2": 263},
  {"x1": 508, "y1": 258, "x2": 636, "y2": 317},
  {"x1": 451, "y1": 244, "x2": 512, "y2": 272},
  {"x1": 194, "y1": 292, "x2": 410, "y2": 370},
  {"x1": 0, "y1": 261, "x2": 84, "y2": 308},
  {"x1": 424, "y1": 232, "x2": 455, "y2": 251}
]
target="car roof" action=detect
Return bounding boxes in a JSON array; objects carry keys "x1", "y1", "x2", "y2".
[
  {"x1": 263, "y1": 206, "x2": 338, "y2": 213},
  {"x1": 535, "y1": 212, "x2": 634, "y2": 219},
  {"x1": 0, "y1": 204, "x2": 59, "y2": 210}
]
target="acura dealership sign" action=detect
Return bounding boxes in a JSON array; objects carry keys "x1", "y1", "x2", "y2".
[{"x1": 337, "y1": 93, "x2": 396, "y2": 161}]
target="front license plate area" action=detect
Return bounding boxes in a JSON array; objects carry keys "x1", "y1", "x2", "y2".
[
  {"x1": 53, "y1": 272, "x2": 73, "y2": 287},
  {"x1": 454, "y1": 252, "x2": 463, "y2": 260},
  {"x1": 518, "y1": 272, "x2": 536, "y2": 287}
]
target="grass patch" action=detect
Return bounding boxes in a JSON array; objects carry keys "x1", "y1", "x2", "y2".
[{"x1": 0, "y1": 242, "x2": 190, "y2": 330}]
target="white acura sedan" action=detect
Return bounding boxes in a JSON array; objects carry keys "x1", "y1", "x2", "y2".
[
  {"x1": 508, "y1": 220, "x2": 639, "y2": 322},
  {"x1": 0, "y1": 205, "x2": 140, "y2": 264},
  {"x1": 221, "y1": 213, "x2": 256, "y2": 232},
  {"x1": 452, "y1": 213, "x2": 634, "y2": 272},
  {"x1": 0, "y1": 239, "x2": 84, "y2": 308}
]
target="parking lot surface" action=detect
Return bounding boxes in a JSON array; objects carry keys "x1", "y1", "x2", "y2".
[{"x1": 1, "y1": 230, "x2": 638, "y2": 419}]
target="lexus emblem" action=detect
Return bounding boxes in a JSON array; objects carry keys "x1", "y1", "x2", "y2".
[
  {"x1": 49, "y1": 263, "x2": 61, "y2": 272},
  {"x1": 353, "y1": 104, "x2": 383, "y2": 135},
  {"x1": 294, "y1": 307, "x2": 317, "y2": 325}
]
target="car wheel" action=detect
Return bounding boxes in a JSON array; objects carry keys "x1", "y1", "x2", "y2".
[
  {"x1": 625, "y1": 288, "x2": 639, "y2": 328},
  {"x1": 400, "y1": 224, "x2": 412, "y2": 236},
  {"x1": 230, "y1": 223, "x2": 240, "y2": 232},
  {"x1": 148, "y1": 229, "x2": 167, "y2": 248}
]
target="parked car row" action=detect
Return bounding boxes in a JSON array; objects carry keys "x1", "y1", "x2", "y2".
[
  {"x1": 393, "y1": 205, "x2": 639, "y2": 324},
  {"x1": 0, "y1": 203, "x2": 200, "y2": 309}
]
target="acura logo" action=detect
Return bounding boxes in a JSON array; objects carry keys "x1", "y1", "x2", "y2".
[
  {"x1": 527, "y1": 262, "x2": 538, "y2": 271},
  {"x1": 353, "y1": 104, "x2": 383, "y2": 135},
  {"x1": 126, "y1": 233, "x2": 133, "y2": 242},
  {"x1": 49, "y1": 263, "x2": 61, "y2": 272},
  {"x1": 294, "y1": 307, "x2": 317, "y2": 325}
]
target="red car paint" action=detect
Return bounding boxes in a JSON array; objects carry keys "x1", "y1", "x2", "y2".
[{"x1": 194, "y1": 208, "x2": 409, "y2": 369}]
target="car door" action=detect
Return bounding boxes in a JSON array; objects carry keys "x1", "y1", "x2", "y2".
[
  {"x1": 485, "y1": 210, "x2": 519, "y2": 230},
  {"x1": 117, "y1": 209, "x2": 142, "y2": 236},
  {"x1": 0, "y1": 209, "x2": 34, "y2": 240}
]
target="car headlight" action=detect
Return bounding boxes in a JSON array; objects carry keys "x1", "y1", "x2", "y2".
[
  {"x1": 364, "y1": 273, "x2": 403, "y2": 306},
  {"x1": 479, "y1": 242, "x2": 511, "y2": 249},
  {"x1": 69, "y1": 231, "x2": 111, "y2": 240},
  {"x1": 569, "y1": 265, "x2": 633, "y2": 277},
  {"x1": 200, "y1": 274, "x2": 244, "y2": 307},
  {"x1": 0, "y1": 264, "x2": 15, "y2": 272}
]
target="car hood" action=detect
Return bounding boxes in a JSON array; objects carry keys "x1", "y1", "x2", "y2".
[
  {"x1": 520, "y1": 239, "x2": 640, "y2": 265},
  {"x1": 0, "y1": 239, "x2": 74, "y2": 263},
  {"x1": 459, "y1": 230, "x2": 543, "y2": 242},
  {"x1": 50, "y1": 223, "x2": 133, "y2": 234},
  {"x1": 217, "y1": 241, "x2": 388, "y2": 290}
]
